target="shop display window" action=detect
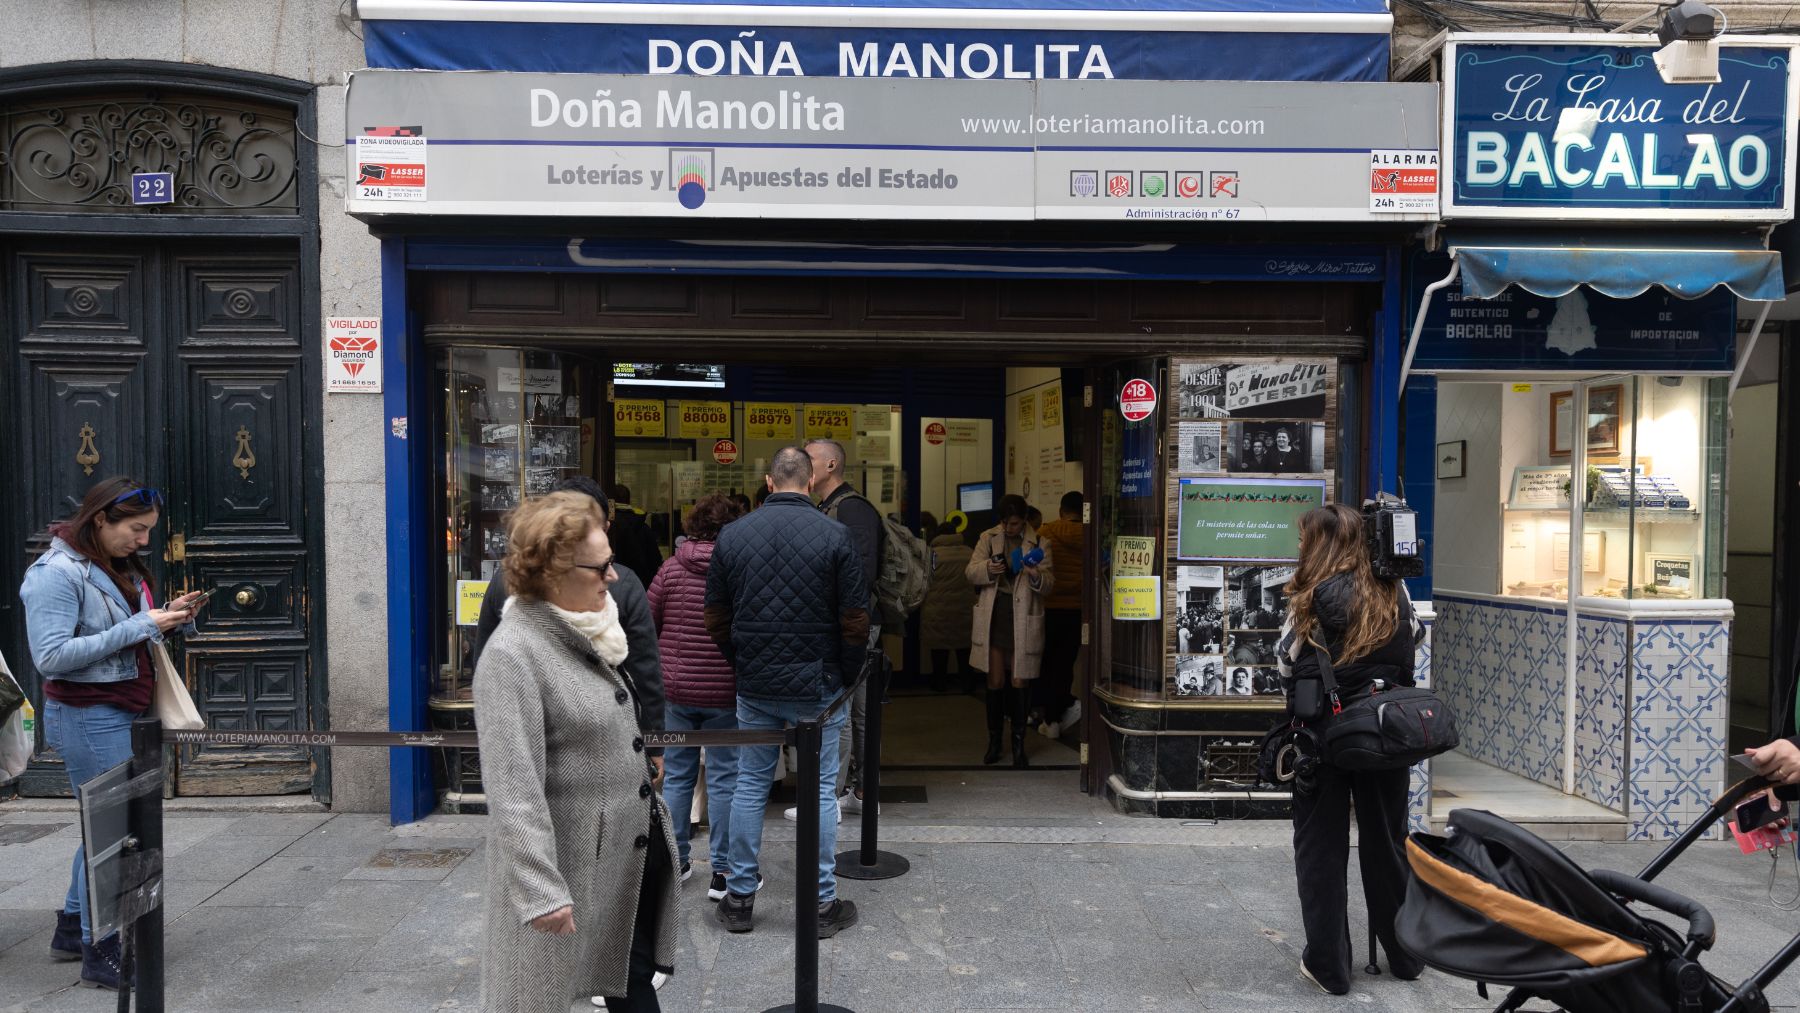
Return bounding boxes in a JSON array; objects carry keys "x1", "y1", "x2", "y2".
[
  {"x1": 1437, "y1": 376, "x2": 1725, "y2": 602},
  {"x1": 433, "y1": 346, "x2": 591, "y2": 703}
]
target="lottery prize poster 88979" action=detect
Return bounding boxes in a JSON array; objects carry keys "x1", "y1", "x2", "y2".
[{"x1": 1165, "y1": 358, "x2": 1336, "y2": 705}]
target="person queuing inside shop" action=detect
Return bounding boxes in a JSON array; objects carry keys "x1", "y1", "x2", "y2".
[
  {"x1": 20, "y1": 477, "x2": 208, "y2": 990},
  {"x1": 647, "y1": 493, "x2": 744, "y2": 900},
  {"x1": 1278, "y1": 503, "x2": 1425, "y2": 996},
  {"x1": 606, "y1": 483, "x2": 666, "y2": 588},
  {"x1": 475, "y1": 476, "x2": 666, "y2": 780},
  {"x1": 704, "y1": 446, "x2": 865, "y2": 938},
  {"x1": 921, "y1": 517, "x2": 979, "y2": 693},
  {"x1": 474, "y1": 491, "x2": 679, "y2": 1013},
  {"x1": 965, "y1": 493, "x2": 1052, "y2": 768},
  {"x1": 1034, "y1": 491, "x2": 1085, "y2": 737},
  {"x1": 803, "y1": 438, "x2": 885, "y2": 821}
]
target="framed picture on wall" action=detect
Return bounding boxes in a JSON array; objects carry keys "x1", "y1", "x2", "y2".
[
  {"x1": 1436, "y1": 440, "x2": 1465, "y2": 479},
  {"x1": 1550, "y1": 385, "x2": 1624, "y2": 457}
]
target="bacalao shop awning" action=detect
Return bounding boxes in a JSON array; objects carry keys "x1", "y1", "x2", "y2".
[
  {"x1": 1402, "y1": 34, "x2": 1799, "y2": 387},
  {"x1": 356, "y1": 0, "x2": 1394, "y2": 82}
]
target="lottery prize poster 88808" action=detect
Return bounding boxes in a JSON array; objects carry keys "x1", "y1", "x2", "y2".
[{"x1": 1165, "y1": 358, "x2": 1336, "y2": 704}]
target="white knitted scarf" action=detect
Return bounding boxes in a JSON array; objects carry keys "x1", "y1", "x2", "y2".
[{"x1": 509, "y1": 594, "x2": 630, "y2": 666}]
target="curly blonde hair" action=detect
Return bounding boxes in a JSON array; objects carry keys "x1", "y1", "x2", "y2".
[{"x1": 501, "y1": 491, "x2": 606, "y2": 600}]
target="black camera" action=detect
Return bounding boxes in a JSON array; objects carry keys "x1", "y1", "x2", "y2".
[{"x1": 1362, "y1": 491, "x2": 1424, "y2": 580}]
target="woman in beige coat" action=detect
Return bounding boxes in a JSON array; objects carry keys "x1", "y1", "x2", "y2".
[
  {"x1": 476, "y1": 491, "x2": 679, "y2": 1013},
  {"x1": 965, "y1": 494, "x2": 1052, "y2": 768}
]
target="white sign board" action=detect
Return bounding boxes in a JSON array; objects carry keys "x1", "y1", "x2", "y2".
[
  {"x1": 354, "y1": 135, "x2": 427, "y2": 203},
  {"x1": 325, "y1": 316, "x2": 382, "y2": 394},
  {"x1": 345, "y1": 72, "x2": 1440, "y2": 223}
]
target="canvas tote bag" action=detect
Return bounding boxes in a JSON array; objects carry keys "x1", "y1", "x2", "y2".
[{"x1": 152, "y1": 642, "x2": 205, "y2": 731}]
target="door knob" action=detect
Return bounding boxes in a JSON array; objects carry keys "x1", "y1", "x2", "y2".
[{"x1": 235, "y1": 587, "x2": 261, "y2": 608}]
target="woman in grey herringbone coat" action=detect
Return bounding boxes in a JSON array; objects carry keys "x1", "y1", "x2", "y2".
[{"x1": 476, "y1": 491, "x2": 679, "y2": 1013}]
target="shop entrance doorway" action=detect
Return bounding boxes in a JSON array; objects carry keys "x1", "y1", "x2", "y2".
[{"x1": 436, "y1": 348, "x2": 1104, "y2": 785}]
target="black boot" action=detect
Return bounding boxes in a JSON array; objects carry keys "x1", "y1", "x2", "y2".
[
  {"x1": 983, "y1": 688, "x2": 1004, "y2": 765},
  {"x1": 79, "y1": 934, "x2": 125, "y2": 990},
  {"x1": 50, "y1": 910, "x2": 81, "y2": 962},
  {"x1": 1010, "y1": 687, "x2": 1030, "y2": 769}
]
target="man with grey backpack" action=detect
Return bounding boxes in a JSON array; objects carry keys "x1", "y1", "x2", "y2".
[{"x1": 792, "y1": 439, "x2": 929, "y2": 822}]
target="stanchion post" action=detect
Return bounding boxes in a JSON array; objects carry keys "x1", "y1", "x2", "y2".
[
  {"x1": 763, "y1": 717, "x2": 852, "y2": 1013},
  {"x1": 129, "y1": 717, "x2": 164, "y2": 1013},
  {"x1": 835, "y1": 659, "x2": 909, "y2": 881},
  {"x1": 793, "y1": 718, "x2": 820, "y2": 1013}
]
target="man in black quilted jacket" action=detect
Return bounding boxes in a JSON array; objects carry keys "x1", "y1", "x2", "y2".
[{"x1": 704, "y1": 446, "x2": 867, "y2": 938}]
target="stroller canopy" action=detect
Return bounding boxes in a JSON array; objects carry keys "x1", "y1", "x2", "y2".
[{"x1": 1397, "y1": 809, "x2": 1651, "y2": 991}]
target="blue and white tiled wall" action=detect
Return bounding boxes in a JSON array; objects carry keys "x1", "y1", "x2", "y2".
[
  {"x1": 1433, "y1": 594, "x2": 1731, "y2": 841},
  {"x1": 1627, "y1": 620, "x2": 1730, "y2": 841},
  {"x1": 1433, "y1": 594, "x2": 1568, "y2": 789},
  {"x1": 1407, "y1": 610, "x2": 1434, "y2": 833},
  {"x1": 1574, "y1": 617, "x2": 1628, "y2": 811}
]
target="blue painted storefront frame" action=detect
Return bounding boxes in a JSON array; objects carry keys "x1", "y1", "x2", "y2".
[{"x1": 379, "y1": 233, "x2": 1410, "y2": 824}]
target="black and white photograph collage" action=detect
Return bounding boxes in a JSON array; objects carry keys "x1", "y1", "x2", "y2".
[
  {"x1": 1174, "y1": 361, "x2": 1330, "y2": 476},
  {"x1": 1169, "y1": 565, "x2": 1291, "y2": 698},
  {"x1": 1168, "y1": 358, "x2": 1332, "y2": 701}
]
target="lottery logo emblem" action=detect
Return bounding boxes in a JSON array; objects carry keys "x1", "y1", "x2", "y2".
[
  {"x1": 1139, "y1": 171, "x2": 1168, "y2": 198},
  {"x1": 1176, "y1": 173, "x2": 1202, "y2": 198},
  {"x1": 669, "y1": 147, "x2": 713, "y2": 209},
  {"x1": 1069, "y1": 170, "x2": 1099, "y2": 197},
  {"x1": 1210, "y1": 171, "x2": 1240, "y2": 199},
  {"x1": 1106, "y1": 172, "x2": 1132, "y2": 198}
]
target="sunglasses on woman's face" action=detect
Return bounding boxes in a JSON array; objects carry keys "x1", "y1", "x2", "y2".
[
  {"x1": 111, "y1": 487, "x2": 165, "y2": 509},
  {"x1": 571, "y1": 557, "x2": 615, "y2": 577}
]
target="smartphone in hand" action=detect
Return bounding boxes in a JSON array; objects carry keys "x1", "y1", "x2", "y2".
[
  {"x1": 1729, "y1": 792, "x2": 1796, "y2": 853},
  {"x1": 1738, "y1": 791, "x2": 1788, "y2": 831}
]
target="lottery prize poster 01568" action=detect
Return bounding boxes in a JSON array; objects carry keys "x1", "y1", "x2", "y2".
[{"x1": 1164, "y1": 356, "x2": 1336, "y2": 702}]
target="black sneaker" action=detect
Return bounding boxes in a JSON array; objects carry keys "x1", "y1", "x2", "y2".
[
  {"x1": 79, "y1": 935, "x2": 126, "y2": 990},
  {"x1": 715, "y1": 891, "x2": 755, "y2": 933},
  {"x1": 817, "y1": 899, "x2": 859, "y2": 939},
  {"x1": 708, "y1": 872, "x2": 763, "y2": 902},
  {"x1": 679, "y1": 860, "x2": 693, "y2": 883},
  {"x1": 50, "y1": 910, "x2": 81, "y2": 962}
]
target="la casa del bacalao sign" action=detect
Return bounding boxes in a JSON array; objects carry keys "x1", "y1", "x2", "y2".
[{"x1": 1443, "y1": 34, "x2": 1799, "y2": 221}]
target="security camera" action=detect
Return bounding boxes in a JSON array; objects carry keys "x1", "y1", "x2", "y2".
[{"x1": 1657, "y1": 0, "x2": 1721, "y2": 46}]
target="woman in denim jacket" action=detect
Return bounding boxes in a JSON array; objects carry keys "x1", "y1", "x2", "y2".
[{"x1": 19, "y1": 477, "x2": 205, "y2": 990}]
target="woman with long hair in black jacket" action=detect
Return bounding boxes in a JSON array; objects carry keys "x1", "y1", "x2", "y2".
[{"x1": 1279, "y1": 503, "x2": 1425, "y2": 995}]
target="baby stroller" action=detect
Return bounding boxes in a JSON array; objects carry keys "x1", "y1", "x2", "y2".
[{"x1": 1396, "y1": 775, "x2": 1795, "y2": 1013}]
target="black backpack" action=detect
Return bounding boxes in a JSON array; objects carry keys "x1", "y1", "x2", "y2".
[{"x1": 1310, "y1": 644, "x2": 1458, "y2": 771}]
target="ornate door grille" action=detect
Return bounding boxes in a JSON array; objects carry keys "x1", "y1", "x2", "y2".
[{"x1": 0, "y1": 90, "x2": 299, "y2": 214}]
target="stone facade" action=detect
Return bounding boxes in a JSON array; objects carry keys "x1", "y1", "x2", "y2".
[{"x1": 0, "y1": 0, "x2": 388, "y2": 812}]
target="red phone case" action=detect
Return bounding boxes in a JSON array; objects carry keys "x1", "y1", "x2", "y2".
[{"x1": 1729, "y1": 819, "x2": 1797, "y2": 855}]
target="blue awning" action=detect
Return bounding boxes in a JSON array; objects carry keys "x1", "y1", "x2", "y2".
[
  {"x1": 1445, "y1": 231, "x2": 1785, "y2": 302},
  {"x1": 359, "y1": 0, "x2": 1391, "y2": 82}
]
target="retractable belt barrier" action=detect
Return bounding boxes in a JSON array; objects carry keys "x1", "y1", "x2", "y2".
[
  {"x1": 164, "y1": 728, "x2": 791, "y2": 749},
  {"x1": 127, "y1": 659, "x2": 890, "y2": 1013}
]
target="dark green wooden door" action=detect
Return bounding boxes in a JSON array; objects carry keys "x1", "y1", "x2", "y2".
[{"x1": 3, "y1": 238, "x2": 317, "y2": 795}]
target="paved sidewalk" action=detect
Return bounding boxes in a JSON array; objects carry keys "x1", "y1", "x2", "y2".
[{"x1": 5, "y1": 774, "x2": 1800, "y2": 1012}]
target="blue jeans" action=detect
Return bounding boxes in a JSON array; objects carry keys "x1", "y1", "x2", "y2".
[
  {"x1": 42, "y1": 699, "x2": 140, "y2": 943},
  {"x1": 727, "y1": 695, "x2": 847, "y2": 901},
  {"x1": 661, "y1": 703, "x2": 738, "y2": 873}
]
